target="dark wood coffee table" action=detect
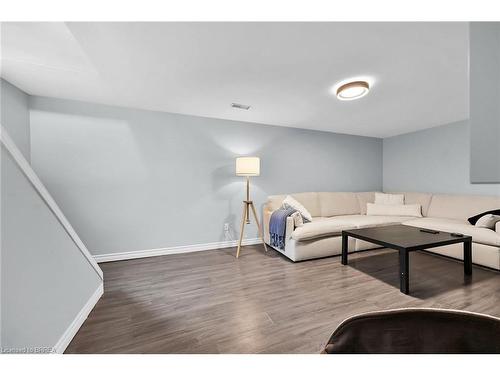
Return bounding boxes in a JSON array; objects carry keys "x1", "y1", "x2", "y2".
[{"x1": 341, "y1": 224, "x2": 472, "y2": 294}]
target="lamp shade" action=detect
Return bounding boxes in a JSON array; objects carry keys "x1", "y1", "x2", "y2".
[{"x1": 236, "y1": 157, "x2": 260, "y2": 176}]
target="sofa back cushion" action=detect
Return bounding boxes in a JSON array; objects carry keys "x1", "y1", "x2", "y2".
[
  {"x1": 356, "y1": 192, "x2": 377, "y2": 214},
  {"x1": 394, "y1": 192, "x2": 433, "y2": 216},
  {"x1": 427, "y1": 194, "x2": 500, "y2": 221},
  {"x1": 266, "y1": 192, "x2": 321, "y2": 217},
  {"x1": 375, "y1": 193, "x2": 405, "y2": 205},
  {"x1": 319, "y1": 192, "x2": 360, "y2": 217}
]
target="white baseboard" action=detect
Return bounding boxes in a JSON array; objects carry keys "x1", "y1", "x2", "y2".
[
  {"x1": 53, "y1": 283, "x2": 104, "y2": 354},
  {"x1": 94, "y1": 237, "x2": 262, "y2": 263}
]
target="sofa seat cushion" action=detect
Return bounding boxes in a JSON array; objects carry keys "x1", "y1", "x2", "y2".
[
  {"x1": 403, "y1": 217, "x2": 500, "y2": 247},
  {"x1": 292, "y1": 215, "x2": 414, "y2": 241}
]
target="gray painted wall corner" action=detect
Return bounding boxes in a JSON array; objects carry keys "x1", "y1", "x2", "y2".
[
  {"x1": 469, "y1": 22, "x2": 500, "y2": 183},
  {"x1": 383, "y1": 120, "x2": 500, "y2": 196},
  {"x1": 1, "y1": 80, "x2": 103, "y2": 353}
]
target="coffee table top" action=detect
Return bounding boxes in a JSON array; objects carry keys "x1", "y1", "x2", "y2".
[{"x1": 343, "y1": 224, "x2": 471, "y2": 252}]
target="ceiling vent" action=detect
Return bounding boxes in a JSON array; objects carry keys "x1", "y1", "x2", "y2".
[{"x1": 231, "y1": 103, "x2": 251, "y2": 110}]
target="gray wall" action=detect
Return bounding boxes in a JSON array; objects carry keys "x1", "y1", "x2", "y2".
[
  {"x1": 470, "y1": 22, "x2": 500, "y2": 183},
  {"x1": 383, "y1": 120, "x2": 500, "y2": 196},
  {"x1": 1, "y1": 147, "x2": 102, "y2": 350},
  {"x1": 1, "y1": 79, "x2": 30, "y2": 162},
  {"x1": 29, "y1": 96, "x2": 383, "y2": 255},
  {"x1": 1, "y1": 81, "x2": 102, "y2": 351}
]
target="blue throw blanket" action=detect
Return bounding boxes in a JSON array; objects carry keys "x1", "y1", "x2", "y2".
[{"x1": 269, "y1": 207, "x2": 297, "y2": 250}]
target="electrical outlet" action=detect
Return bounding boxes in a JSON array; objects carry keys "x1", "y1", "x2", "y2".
[{"x1": 224, "y1": 223, "x2": 229, "y2": 231}]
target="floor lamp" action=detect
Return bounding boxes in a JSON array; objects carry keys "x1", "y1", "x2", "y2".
[{"x1": 235, "y1": 157, "x2": 267, "y2": 258}]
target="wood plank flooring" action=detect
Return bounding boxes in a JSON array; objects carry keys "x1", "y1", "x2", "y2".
[{"x1": 65, "y1": 245, "x2": 500, "y2": 353}]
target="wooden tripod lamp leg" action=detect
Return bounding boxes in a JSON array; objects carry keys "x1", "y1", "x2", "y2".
[
  {"x1": 236, "y1": 202, "x2": 248, "y2": 258},
  {"x1": 250, "y1": 202, "x2": 267, "y2": 252},
  {"x1": 245, "y1": 176, "x2": 250, "y2": 223}
]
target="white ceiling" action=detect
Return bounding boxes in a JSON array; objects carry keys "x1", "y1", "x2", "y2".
[{"x1": 1, "y1": 22, "x2": 469, "y2": 138}]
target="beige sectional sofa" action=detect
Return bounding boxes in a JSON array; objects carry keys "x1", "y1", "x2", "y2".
[{"x1": 263, "y1": 192, "x2": 500, "y2": 270}]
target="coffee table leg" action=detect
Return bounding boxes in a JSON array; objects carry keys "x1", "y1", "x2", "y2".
[
  {"x1": 399, "y1": 250, "x2": 409, "y2": 294},
  {"x1": 341, "y1": 232, "x2": 348, "y2": 265},
  {"x1": 464, "y1": 239, "x2": 472, "y2": 275}
]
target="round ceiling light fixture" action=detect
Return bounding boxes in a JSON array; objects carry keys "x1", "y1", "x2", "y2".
[{"x1": 336, "y1": 80, "x2": 370, "y2": 101}]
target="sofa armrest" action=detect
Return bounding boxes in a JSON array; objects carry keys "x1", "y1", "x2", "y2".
[
  {"x1": 262, "y1": 206, "x2": 295, "y2": 246},
  {"x1": 263, "y1": 206, "x2": 273, "y2": 244},
  {"x1": 285, "y1": 216, "x2": 295, "y2": 245},
  {"x1": 496, "y1": 221, "x2": 500, "y2": 235}
]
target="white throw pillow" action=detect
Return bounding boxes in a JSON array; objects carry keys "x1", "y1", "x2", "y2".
[
  {"x1": 375, "y1": 192, "x2": 405, "y2": 205},
  {"x1": 282, "y1": 195, "x2": 313, "y2": 222},
  {"x1": 475, "y1": 214, "x2": 500, "y2": 229},
  {"x1": 366, "y1": 203, "x2": 422, "y2": 217}
]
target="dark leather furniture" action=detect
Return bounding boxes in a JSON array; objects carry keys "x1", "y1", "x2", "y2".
[{"x1": 322, "y1": 308, "x2": 500, "y2": 354}]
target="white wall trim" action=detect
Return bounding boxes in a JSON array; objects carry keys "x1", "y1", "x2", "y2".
[
  {"x1": 53, "y1": 282, "x2": 104, "y2": 354},
  {"x1": 0, "y1": 124, "x2": 103, "y2": 280},
  {"x1": 94, "y1": 238, "x2": 262, "y2": 263}
]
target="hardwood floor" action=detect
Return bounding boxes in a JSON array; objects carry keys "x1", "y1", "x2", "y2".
[{"x1": 65, "y1": 245, "x2": 500, "y2": 353}]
